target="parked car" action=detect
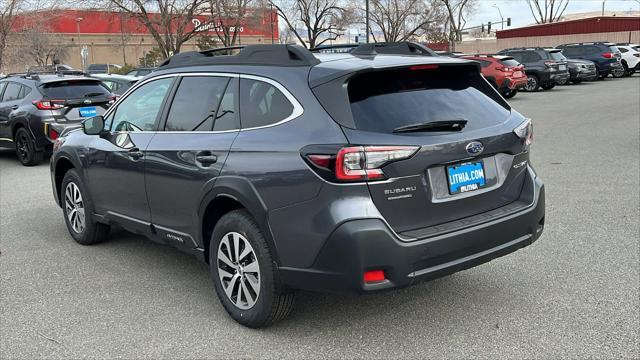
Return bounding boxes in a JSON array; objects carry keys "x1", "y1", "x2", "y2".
[
  {"x1": 556, "y1": 42, "x2": 625, "y2": 79},
  {"x1": 497, "y1": 47, "x2": 569, "y2": 91},
  {"x1": 87, "y1": 63, "x2": 122, "y2": 74},
  {"x1": 50, "y1": 44, "x2": 545, "y2": 327},
  {"x1": 614, "y1": 45, "x2": 640, "y2": 76},
  {"x1": 126, "y1": 67, "x2": 155, "y2": 77},
  {"x1": 0, "y1": 71, "x2": 115, "y2": 165},
  {"x1": 461, "y1": 55, "x2": 527, "y2": 98},
  {"x1": 547, "y1": 49, "x2": 598, "y2": 84},
  {"x1": 91, "y1": 74, "x2": 139, "y2": 95}
]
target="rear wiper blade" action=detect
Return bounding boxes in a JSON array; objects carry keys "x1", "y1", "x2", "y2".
[{"x1": 393, "y1": 120, "x2": 468, "y2": 133}]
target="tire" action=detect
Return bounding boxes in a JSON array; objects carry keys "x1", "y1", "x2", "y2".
[
  {"x1": 524, "y1": 74, "x2": 539, "y2": 92},
  {"x1": 503, "y1": 89, "x2": 517, "y2": 99},
  {"x1": 595, "y1": 67, "x2": 604, "y2": 80},
  {"x1": 613, "y1": 65, "x2": 626, "y2": 78},
  {"x1": 541, "y1": 83, "x2": 555, "y2": 90},
  {"x1": 209, "y1": 209, "x2": 295, "y2": 328},
  {"x1": 622, "y1": 63, "x2": 631, "y2": 77},
  {"x1": 61, "y1": 169, "x2": 110, "y2": 245},
  {"x1": 14, "y1": 127, "x2": 43, "y2": 166}
]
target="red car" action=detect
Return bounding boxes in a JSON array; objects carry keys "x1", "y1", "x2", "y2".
[{"x1": 462, "y1": 55, "x2": 527, "y2": 99}]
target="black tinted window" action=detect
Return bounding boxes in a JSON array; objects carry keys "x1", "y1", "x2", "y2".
[
  {"x1": 18, "y1": 85, "x2": 31, "y2": 98},
  {"x1": 526, "y1": 52, "x2": 543, "y2": 62},
  {"x1": 560, "y1": 47, "x2": 580, "y2": 57},
  {"x1": 214, "y1": 78, "x2": 239, "y2": 131},
  {"x1": 348, "y1": 66, "x2": 510, "y2": 134},
  {"x1": 500, "y1": 59, "x2": 521, "y2": 67},
  {"x1": 549, "y1": 51, "x2": 566, "y2": 61},
  {"x1": 2, "y1": 83, "x2": 21, "y2": 101},
  {"x1": 40, "y1": 80, "x2": 111, "y2": 99},
  {"x1": 619, "y1": 47, "x2": 628, "y2": 53},
  {"x1": 165, "y1": 76, "x2": 229, "y2": 132},
  {"x1": 240, "y1": 78, "x2": 293, "y2": 129}
]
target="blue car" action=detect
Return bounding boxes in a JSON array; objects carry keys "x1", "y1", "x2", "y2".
[{"x1": 556, "y1": 42, "x2": 624, "y2": 79}]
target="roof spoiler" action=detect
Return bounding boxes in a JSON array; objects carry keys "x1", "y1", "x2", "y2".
[{"x1": 310, "y1": 42, "x2": 436, "y2": 56}]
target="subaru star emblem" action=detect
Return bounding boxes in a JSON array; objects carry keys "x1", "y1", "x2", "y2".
[
  {"x1": 83, "y1": 99, "x2": 92, "y2": 104},
  {"x1": 465, "y1": 141, "x2": 484, "y2": 155}
]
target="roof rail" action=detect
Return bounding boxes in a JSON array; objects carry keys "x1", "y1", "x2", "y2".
[
  {"x1": 158, "y1": 44, "x2": 321, "y2": 68},
  {"x1": 310, "y1": 42, "x2": 436, "y2": 56}
]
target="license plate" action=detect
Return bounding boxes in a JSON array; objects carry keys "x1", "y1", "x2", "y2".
[
  {"x1": 559, "y1": 64, "x2": 566, "y2": 70},
  {"x1": 79, "y1": 107, "x2": 97, "y2": 117},
  {"x1": 446, "y1": 161, "x2": 487, "y2": 195},
  {"x1": 513, "y1": 71, "x2": 523, "y2": 77}
]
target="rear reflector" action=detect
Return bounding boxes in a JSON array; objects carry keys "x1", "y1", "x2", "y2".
[
  {"x1": 364, "y1": 270, "x2": 385, "y2": 283},
  {"x1": 48, "y1": 127, "x2": 59, "y2": 141},
  {"x1": 307, "y1": 154, "x2": 332, "y2": 169}
]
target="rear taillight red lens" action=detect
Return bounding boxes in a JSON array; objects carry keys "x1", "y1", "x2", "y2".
[
  {"x1": 306, "y1": 145, "x2": 419, "y2": 183},
  {"x1": 364, "y1": 270, "x2": 386, "y2": 284},
  {"x1": 33, "y1": 100, "x2": 65, "y2": 110},
  {"x1": 48, "y1": 127, "x2": 59, "y2": 140},
  {"x1": 409, "y1": 64, "x2": 438, "y2": 71},
  {"x1": 514, "y1": 118, "x2": 533, "y2": 147},
  {"x1": 602, "y1": 52, "x2": 614, "y2": 58}
]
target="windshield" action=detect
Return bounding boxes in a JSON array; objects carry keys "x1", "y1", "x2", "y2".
[
  {"x1": 608, "y1": 45, "x2": 620, "y2": 53},
  {"x1": 348, "y1": 66, "x2": 510, "y2": 134},
  {"x1": 549, "y1": 51, "x2": 567, "y2": 61},
  {"x1": 40, "y1": 80, "x2": 111, "y2": 99}
]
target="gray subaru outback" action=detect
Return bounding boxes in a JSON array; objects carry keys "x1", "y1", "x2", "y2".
[{"x1": 50, "y1": 43, "x2": 545, "y2": 327}]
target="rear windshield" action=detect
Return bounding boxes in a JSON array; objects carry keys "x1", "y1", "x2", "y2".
[
  {"x1": 608, "y1": 45, "x2": 620, "y2": 53},
  {"x1": 499, "y1": 59, "x2": 521, "y2": 67},
  {"x1": 549, "y1": 51, "x2": 566, "y2": 61},
  {"x1": 347, "y1": 66, "x2": 510, "y2": 134},
  {"x1": 40, "y1": 80, "x2": 111, "y2": 99}
]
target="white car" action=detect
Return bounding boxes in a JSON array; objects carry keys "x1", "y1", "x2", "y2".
[{"x1": 616, "y1": 44, "x2": 640, "y2": 76}]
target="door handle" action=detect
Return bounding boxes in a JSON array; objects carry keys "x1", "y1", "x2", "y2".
[
  {"x1": 127, "y1": 147, "x2": 144, "y2": 160},
  {"x1": 195, "y1": 151, "x2": 217, "y2": 166},
  {"x1": 11, "y1": 105, "x2": 18, "y2": 110}
]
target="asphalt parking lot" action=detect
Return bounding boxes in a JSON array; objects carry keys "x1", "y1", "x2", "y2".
[{"x1": 1, "y1": 76, "x2": 639, "y2": 359}]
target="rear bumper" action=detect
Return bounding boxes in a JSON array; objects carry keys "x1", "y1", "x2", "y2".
[
  {"x1": 550, "y1": 71, "x2": 570, "y2": 83},
  {"x1": 280, "y1": 168, "x2": 545, "y2": 294},
  {"x1": 501, "y1": 77, "x2": 527, "y2": 91}
]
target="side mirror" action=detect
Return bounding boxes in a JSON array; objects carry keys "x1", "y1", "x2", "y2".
[{"x1": 82, "y1": 116, "x2": 105, "y2": 135}]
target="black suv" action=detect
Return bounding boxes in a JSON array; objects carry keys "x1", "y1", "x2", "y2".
[
  {"x1": 547, "y1": 48, "x2": 598, "y2": 84},
  {"x1": 556, "y1": 42, "x2": 624, "y2": 79},
  {"x1": 0, "y1": 71, "x2": 115, "y2": 165},
  {"x1": 498, "y1": 47, "x2": 570, "y2": 91},
  {"x1": 50, "y1": 44, "x2": 545, "y2": 327}
]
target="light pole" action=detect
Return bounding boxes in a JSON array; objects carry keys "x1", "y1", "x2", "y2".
[
  {"x1": 75, "y1": 17, "x2": 83, "y2": 69},
  {"x1": 492, "y1": 4, "x2": 504, "y2": 30},
  {"x1": 602, "y1": 0, "x2": 607, "y2": 16}
]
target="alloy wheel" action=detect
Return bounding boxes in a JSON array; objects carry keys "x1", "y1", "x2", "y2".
[
  {"x1": 525, "y1": 76, "x2": 538, "y2": 91},
  {"x1": 15, "y1": 132, "x2": 30, "y2": 162},
  {"x1": 65, "y1": 182, "x2": 85, "y2": 233},
  {"x1": 217, "y1": 232, "x2": 261, "y2": 310}
]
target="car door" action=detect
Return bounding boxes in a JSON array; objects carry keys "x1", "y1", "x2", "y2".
[
  {"x1": 0, "y1": 82, "x2": 25, "y2": 141},
  {"x1": 144, "y1": 74, "x2": 239, "y2": 247},
  {"x1": 83, "y1": 76, "x2": 175, "y2": 234}
]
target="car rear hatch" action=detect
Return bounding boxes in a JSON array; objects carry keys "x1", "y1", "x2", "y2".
[
  {"x1": 497, "y1": 57, "x2": 526, "y2": 78},
  {"x1": 547, "y1": 49, "x2": 569, "y2": 73},
  {"x1": 310, "y1": 61, "x2": 533, "y2": 236},
  {"x1": 37, "y1": 79, "x2": 114, "y2": 122}
]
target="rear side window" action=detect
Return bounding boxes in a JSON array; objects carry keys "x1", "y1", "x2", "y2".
[
  {"x1": 499, "y1": 59, "x2": 521, "y2": 67},
  {"x1": 165, "y1": 76, "x2": 230, "y2": 131},
  {"x1": 2, "y1": 83, "x2": 22, "y2": 101},
  {"x1": 0, "y1": 82, "x2": 6, "y2": 98},
  {"x1": 40, "y1": 80, "x2": 111, "y2": 99},
  {"x1": 525, "y1": 52, "x2": 543, "y2": 62},
  {"x1": 240, "y1": 78, "x2": 293, "y2": 129},
  {"x1": 347, "y1": 66, "x2": 510, "y2": 134},
  {"x1": 560, "y1": 47, "x2": 580, "y2": 57}
]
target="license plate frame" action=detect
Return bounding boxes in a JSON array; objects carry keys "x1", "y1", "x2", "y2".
[
  {"x1": 79, "y1": 107, "x2": 97, "y2": 117},
  {"x1": 446, "y1": 161, "x2": 487, "y2": 195}
]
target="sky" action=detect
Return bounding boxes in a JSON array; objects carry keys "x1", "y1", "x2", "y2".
[{"x1": 469, "y1": 0, "x2": 640, "y2": 29}]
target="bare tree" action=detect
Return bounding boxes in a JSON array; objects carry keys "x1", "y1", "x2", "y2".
[
  {"x1": 206, "y1": 0, "x2": 264, "y2": 47},
  {"x1": 368, "y1": 0, "x2": 444, "y2": 42},
  {"x1": 0, "y1": 0, "x2": 23, "y2": 71},
  {"x1": 107, "y1": 0, "x2": 213, "y2": 57},
  {"x1": 439, "y1": 0, "x2": 475, "y2": 44},
  {"x1": 526, "y1": 0, "x2": 569, "y2": 24},
  {"x1": 269, "y1": 0, "x2": 353, "y2": 48},
  {"x1": 14, "y1": 24, "x2": 70, "y2": 66}
]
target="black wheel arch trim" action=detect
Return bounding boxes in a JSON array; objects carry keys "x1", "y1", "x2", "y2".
[
  {"x1": 51, "y1": 152, "x2": 85, "y2": 206},
  {"x1": 197, "y1": 176, "x2": 280, "y2": 265}
]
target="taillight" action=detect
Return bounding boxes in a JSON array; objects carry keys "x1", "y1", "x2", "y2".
[
  {"x1": 409, "y1": 64, "x2": 438, "y2": 71},
  {"x1": 33, "y1": 100, "x2": 65, "y2": 110},
  {"x1": 306, "y1": 145, "x2": 419, "y2": 182},
  {"x1": 495, "y1": 66, "x2": 506, "y2": 71},
  {"x1": 544, "y1": 61, "x2": 557, "y2": 68},
  {"x1": 48, "y1": 127, "x2": 59, "y2": 140},
  {"x1": 514, "y1": 118, "x2": 533, "y2": 147},
  {"x1": 633, "y1": 53, "x2": 640, "y2": 58},
  {"x1": 602, "y1": 52, "x2": 614, "y2": 58},
  {"x1": 108, "y1": 95, "x2": 118, "y2": 105}
]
